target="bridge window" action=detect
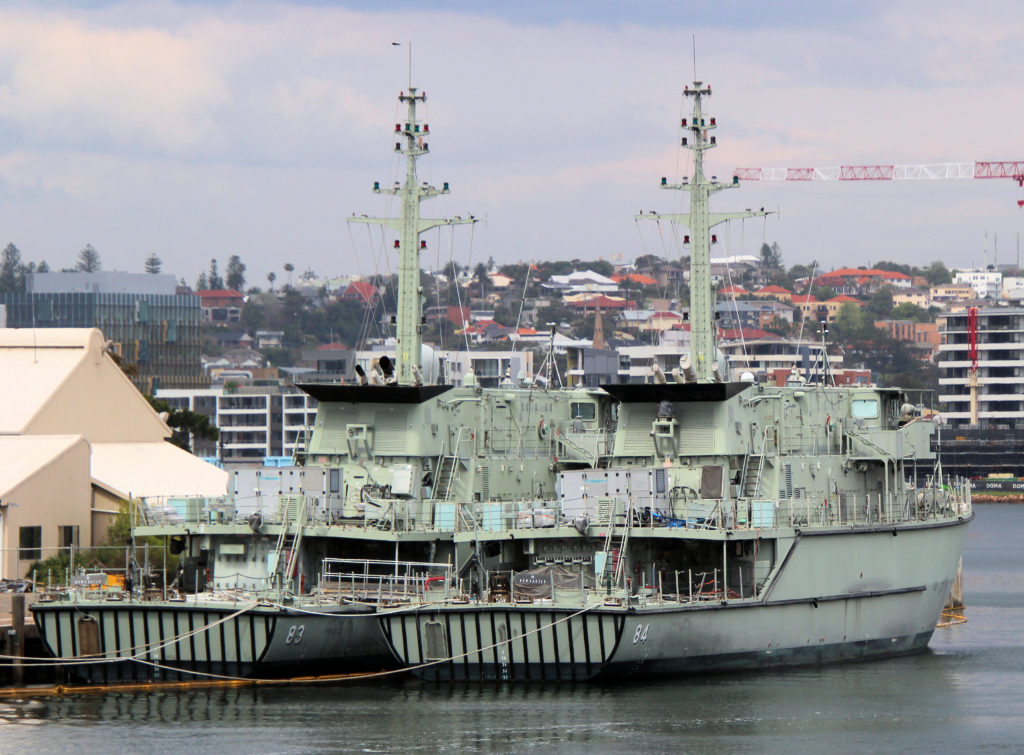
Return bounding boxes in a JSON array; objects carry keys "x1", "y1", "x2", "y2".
[
  {"x1": 571, "y1": 402, "x2": 596, "y2": 421},
  {"x1": 851, "y1": 398, "x2": 878, "y2": 419}
]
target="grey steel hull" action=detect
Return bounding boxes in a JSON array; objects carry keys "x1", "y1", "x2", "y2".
[
  {"x1": 380, "y1": 607, "x2": 628, "y2": 683},
  {"x1": 383, "y1": 517, "x2": 969, "y2": 682},
  {"x1": 31, "y1": 601, "x2": 397, "y2": 684}
]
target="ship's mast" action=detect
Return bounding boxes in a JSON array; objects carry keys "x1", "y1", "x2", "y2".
[
  {"x1": 638, "y1": 81, "x2": 768, "y2": 382},
  {"x1": 350, "y1": 87, "x2": 476, "y2": 385}
]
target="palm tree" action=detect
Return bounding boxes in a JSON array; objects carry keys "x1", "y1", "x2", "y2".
[
  {"x1": 284, "y1": 263, "x2": 294, "y2": 288},
  {"x1": 267, "y1": 271, "x2": 277, "y2": 292}
]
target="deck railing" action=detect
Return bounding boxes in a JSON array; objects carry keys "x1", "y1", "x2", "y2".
[{"x1": 135, "y1": 478, "x2": 971, "y2": 536}]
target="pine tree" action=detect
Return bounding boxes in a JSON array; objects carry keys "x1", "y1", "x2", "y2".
[
  {"x1": 195, "y1": 271, "x2": 209, "y2": 290},
  {"x1": 0, "y1": 243, "x2": 22, "y2": 292},
  {"x1": 225, "y1": 255, "x2": 246, "y2": 291},
  {"x1": 207, "y1": 258, "x2": 224, "y2": 289},
  {"x1": 144, "y1": 254, "x2": 162, "y2": 274},
  {"x1": 77, "y1": 244, "x2": 102, "y2": 273}
]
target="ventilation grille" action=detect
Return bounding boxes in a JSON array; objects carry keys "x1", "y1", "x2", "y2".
[
  {"x1": 679, "y1": 404, "x2": 715, "y2": 454},
  {"x1": 374, "y1": 411, "x2": 408, "y2": 454},
  {"x1": 620, "y1": 406, "x2": 657, "y2": 455}
]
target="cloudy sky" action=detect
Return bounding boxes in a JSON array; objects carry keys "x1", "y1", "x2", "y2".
[{"x1": 0, "y1": 0, "x2": 1020, "y2": 287}]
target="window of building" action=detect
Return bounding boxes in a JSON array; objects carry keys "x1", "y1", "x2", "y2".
[
  {"x1": 58, "y1": 525, "x2": 80, "y2": 550},
  {"x1": 19, "y1": 526, "x2": 42, "y2": 561}
]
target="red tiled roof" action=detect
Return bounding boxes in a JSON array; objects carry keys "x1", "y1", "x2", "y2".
[
  {"x1": 719, "y1": 327, "x2": 773, "y2": 340},
  {"x1": 197, "y1": 289, "x2": 243, "y2": 300},
  {"x1": 756, "y1": 285, "x2": 791, "y2": 294},
  {"x1": 342, "y1": 280, "x2": 379, "y2": 302},
  {"x1": 612, "y1": 273, "x2": 658, "y2": 286},
  {"x1": 817, "y1": 268, "x2": 912, "y2": 281}
]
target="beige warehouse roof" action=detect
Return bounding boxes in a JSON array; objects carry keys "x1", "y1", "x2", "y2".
[
  {"x1": 0, "y1": 328, "x2": 169, "y2": 441},
  {"x1": 0, "y1": 435, "x2": 85, "y2": 497},
  {"x1": 90, "y1": 442, "x2": 228, "y2": 501},
  {"x1": 0, "y1": 330, "x2": 96, "y2": 433}
]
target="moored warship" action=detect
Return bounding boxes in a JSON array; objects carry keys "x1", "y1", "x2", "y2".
[{"x1": 32, "y1": 79, "x2": 971, "y2": 684}]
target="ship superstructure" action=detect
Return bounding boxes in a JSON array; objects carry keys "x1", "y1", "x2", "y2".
[{"x1": 32, "y1": 79, "x2": 971, "y2": 685}]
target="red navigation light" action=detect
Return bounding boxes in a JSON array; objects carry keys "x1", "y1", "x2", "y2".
[
  {"x1": 681, "y1": 118, "x2": 687, "y2": 127},
  {"x1": 420, "y1": 240, "x2": 427, "y2": 249},
  {"x1": 684, "y1": 235, "x2": 690, "y2": 244},
  {"x1": 712, "y1": 234, "x2": 718, "y2": 243},
  {"x1": 424, "y1": 124, "x2": 429, "y2": 132},
  {"x1": 710, "y1": 118, "x2": 716, "y2": 126},
  {"x1": 394, "y1": 240, "x2": 400, "y2": 248},
  {"x1": 395, "y1": 124, "x2": 400, "y2": 132}
]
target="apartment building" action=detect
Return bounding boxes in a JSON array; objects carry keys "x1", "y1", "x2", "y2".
[
  {"x1": 156, "y1": 385, "x2": 318, "y2": 465},
  {"x1": 936, "y1": 306, "x2": 1024, "y2": 428}
]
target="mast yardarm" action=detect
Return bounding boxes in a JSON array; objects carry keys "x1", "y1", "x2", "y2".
[
  {"x1": 349, "y1": 87, "x2": 476, "y2": 385},
  {"x1": 638, "y1": 81, "x2": 769, "y2": 382}
]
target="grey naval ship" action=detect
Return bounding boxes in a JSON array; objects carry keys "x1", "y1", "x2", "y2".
[{"x1": 32, "y1": 79, "x2": 971, "y2": 684}]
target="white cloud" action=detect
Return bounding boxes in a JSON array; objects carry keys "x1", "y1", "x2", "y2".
[{"x1": 0, "y1": 1, "x2": 1018, "y2": 279}]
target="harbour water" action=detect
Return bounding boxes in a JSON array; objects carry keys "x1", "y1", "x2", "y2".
[{"x1": 1, "y1": 504, "x2": 1019, "y2": 753}]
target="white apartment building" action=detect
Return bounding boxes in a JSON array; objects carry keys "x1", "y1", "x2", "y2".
[
  {"x1": 936, "y1": 306, "x2": 1024, "y2": 428},
  {"x1": 718, "y1": 336, "x2": 843, "y2": 383},
  {"x1": 156, "y1": 386, "x2": 318, "y2": 465},
  {"x1": 953, "y1": 269, "x2": 1003, "y2": 299}
]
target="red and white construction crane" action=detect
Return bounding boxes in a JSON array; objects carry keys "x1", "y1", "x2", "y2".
[
  {"x1": 968, "y1": 305, "x2": 980, "y2": 427},
  {"x1": 734, "y1": 161, "x2": 1024, "y2": 206}
]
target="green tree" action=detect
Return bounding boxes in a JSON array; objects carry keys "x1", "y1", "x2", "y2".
[
  {"x1": 207, "y1": 258, "x2": 224, "y2": 289},
  {"x1": 890, "y1": 303, "x2": 932, "y2": 323},
  {"x1": 147, "y1": 396, "x2": 219, "y2": 453},
  {"x1": 473, "y1": 262, "x2": 488, "y2": 298},
  {"x1": 760, "y1": 242, "x2": 784, "y2": 271},
  {"x1": 922, "y1": 261, "x2": 952, "y2": 286},
  {"x1": 144, "y1": 253, "x2": 162, "y2": 274},
  {"x1": 36, "y1": 260, "x2": 49, "y2": 273},
  {"x1": 77, "y1": 244, "x2": 102, "y2": 273},
  {"x1": 283, "y1": 262, "x2": 295, "y2": 288},
  {"x1": 0, "y1": 243, "x2": 22, "y2": 292},
  {"x1": 865, "y1": 286, "x2": 895, "y2": 321},
  {"x1": 225, "y1": 255, "x2": 246, "y2": 291},
  {"x1": 195, "y1": 271, "x2": 209, "y2": 290},
  {"x1": 267, "y1": 271, "x2": 277, "y2": 291}
]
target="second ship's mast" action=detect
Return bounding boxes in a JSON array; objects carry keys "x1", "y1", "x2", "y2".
[
  {"x1": 350, "y1": 87, "x2": 476, "y2": 385},
  {"x1": 639, "y1": 81, "x2": 768, "y2": 382}
]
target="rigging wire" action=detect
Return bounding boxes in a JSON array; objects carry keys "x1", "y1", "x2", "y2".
[{"x1": 510, "y1": 261, "x2": 533, "y2": 351}]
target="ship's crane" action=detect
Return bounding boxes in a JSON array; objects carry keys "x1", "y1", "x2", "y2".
[{"x1": 734, "y1": 161, "x2": 1024, "y2": 206}]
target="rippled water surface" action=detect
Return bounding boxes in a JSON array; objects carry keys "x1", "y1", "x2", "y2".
[{"x1": 2, "y1": 504, "x2": 1020, "y2": 753}]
